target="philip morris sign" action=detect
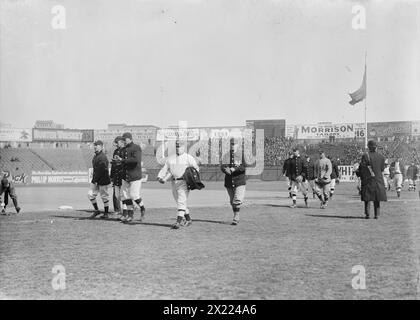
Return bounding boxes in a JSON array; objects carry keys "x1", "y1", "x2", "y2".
[
  {"x1": 31, "y1": 171, "x2": 89, "y2": 184},
  {"x1": 288, "y1": 123, "x2": 365, "y2": 139}
]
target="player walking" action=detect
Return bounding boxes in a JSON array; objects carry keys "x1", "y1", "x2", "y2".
[
  {"x1": 406, "y1": 162, "x2": 418, "y2": 191},
  {"x1": 110, "y1": 136, "x2": 125, "y2": 216},
  {"x1": 390, "y1": 157, "x2": 406, "y2": 198},
  {"x1": 288, "y1": 148, "x2": 308, "y2": 208},
  {"x1": 157, "y1": 140, "x2": 199, "y2": 229},
  {"x1": 329, "y1": 156, "x2": 341, "y2": 199},
  {"x1": 304, "y1": 155, "x2": 316, "y2": 199},
  {"x1": 0, "y1": 171, "x2": 21, "y2": 215},
  {"x1": 88, "y1": 140, "x2": 111, "y2": 218},
  {"x1": 221, "y1": 138, "x2": 247, "y2": 225},
  {"x1": 114, "y1": 132, "x2": 146, "y2": 223},
  {"x1": 314, "y1": 150, "x2": 332, "y2": 209},
  {"x1": 383, "y1": 159, "x2": 391, "y2": 191},
  {"x1": 282, "y1": 152, "x2": 293, "y2": 198}
]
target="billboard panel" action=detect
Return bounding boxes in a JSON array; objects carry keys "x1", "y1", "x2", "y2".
[
  {"x1": 287, "y1": 123, "x2": 365, "y2": 139},
  {"x1": 411, "y1": 121, "x2": 420, "y2": 136},
  {"x1": 367, "y1": 121, "x2": 411, "y2": 138},
  {"x1": 0, "y1": 128, "x2": 32, "y2": 142},
  {"x1": 32, "y1": 128, "x2": 94, "y2": 142}
]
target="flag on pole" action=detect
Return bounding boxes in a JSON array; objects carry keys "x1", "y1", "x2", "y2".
[{"x1": 349, "y1": 65, "x2": 366, "y2": 105}]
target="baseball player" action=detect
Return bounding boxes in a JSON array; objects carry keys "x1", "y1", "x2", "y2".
[
  {"x1": 390, "y1": 157, "x2": 406, "y2": 198},
  {"x1": 288, "y1": 148, "x2": 308, "y2": 208},
  {"x1": 383, "y1": 159, "x2": 391, "y2": 191},
  {"x1": 88, "y1": 140, "x2": 111, "y2": 218},
  {"x1": 110, "y1": 136, "x2": 125, "y2": 216},
  {"x1": 282, "y1": 152, "x2": 293, "y2": 198},
  {"x1": 406, "y1": 162, "x2": 418, "y2": 191},
  {"x1": 314, "y1": 150, "x2": 332, "y2": 209},
  {"x1": 221, "y1": 138, "x2": 246, "y2": 225},
  {"x1": 114, "y1": 132, "x2": 145, "y2": 223},
  {"x1": 0, "y1": 171, "x2": 21, "y2": 215},
  {"x1": 328, "y1": 156, "x2": 341, "y2": 199},
  {"x1": 304, "y1": 155, "x2": 316, "y2": 199},
  {"x1": 157, "y1": 140, "x2": 199, "y2": 229}
]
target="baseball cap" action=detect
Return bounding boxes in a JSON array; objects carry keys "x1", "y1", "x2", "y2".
[
  {"x1": 93, "y1": 140, "x2": 103, "y2": 146},
  {"x1": 114, "y1": 136, "x2": 124, "y2": 143},
  {"x1": 367, "y1": 140, "x2": 377, "y2": 148},
  {"x1": 122, "y1": 132, "x2": 132, "y2": 140}
]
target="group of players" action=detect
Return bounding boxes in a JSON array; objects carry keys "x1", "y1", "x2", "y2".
[
  {"x1": 281, "y1": 148, "x2": 341, "y2": 209},
  {"x1": 87, "y1": 134, "x2": 246, "y2": 229}
]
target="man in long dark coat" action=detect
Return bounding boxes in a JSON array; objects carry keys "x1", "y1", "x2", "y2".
[{"x1": 358, "y1": 140, "x2": 387, "y2": 219}]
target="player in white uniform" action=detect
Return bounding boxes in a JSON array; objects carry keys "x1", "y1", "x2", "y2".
[
  {"x1": 157, "y1": 140, "x2": 199, "y2": 229},
  {"x1": 383, "y1": 159, "x2": 391, "y2": 191}
]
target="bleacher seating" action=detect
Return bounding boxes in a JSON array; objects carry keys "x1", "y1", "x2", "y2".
[
  {"x1": 30, "y1": 148, "x2": 88, "y2": 171},
  {"x1": 0, "y1": 148, "x2": 52, "y2": 174}
]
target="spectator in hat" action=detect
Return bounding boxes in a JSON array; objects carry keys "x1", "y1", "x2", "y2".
[
  {"x1": 358, "y1": 140, "x2": 387, "y2": 219},
  {"x1": 88, "y1": 140, "x2": 111, "y2": 218}
]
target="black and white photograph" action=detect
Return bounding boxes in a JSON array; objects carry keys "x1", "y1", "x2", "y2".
[{"x1": 1, "y1": 0, "x2": 420, "y2": 304}]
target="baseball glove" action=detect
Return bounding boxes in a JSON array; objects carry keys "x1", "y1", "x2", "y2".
[{"x1": 295, "y1": 175, "x2": 303, "y2": 183}]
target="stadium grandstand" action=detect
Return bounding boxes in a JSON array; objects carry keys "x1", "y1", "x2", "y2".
[{"x1": 1, "y1": 120, "x2": 420, "y2": 184}]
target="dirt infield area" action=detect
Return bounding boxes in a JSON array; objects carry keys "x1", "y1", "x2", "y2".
[{"x1": 1, "y1": 181, "x2": 420, "y2": 299}]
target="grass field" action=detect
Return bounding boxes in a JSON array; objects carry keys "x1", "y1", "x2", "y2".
[{"x1": 1, "y1": 181, "x2": 420, "y2": 299}]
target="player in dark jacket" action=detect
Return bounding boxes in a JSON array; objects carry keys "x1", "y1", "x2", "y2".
[
  {"x1": 406, "y1": 162, "x2": 418, "y2": 191},
  {"x1": 282, "y1": 152, "x2": 293, "y2": 198},
  {"x1": 304, "y1": 155, "x2": 316, "y2": 198},
  {"x1": 288, "y1": 148, "x2": 308, "y2": 208},
  {"x1": 114, "y1": 132, "x2": 145, "y2": 223},
  {"x1": 328, "y1": 156, "x2": 341, "y2": 199},
  {"x1": 110, "y1": 136, "x2": 125, "y2": 215},
  {"x1": 88, "y1": 140, "x2": 111, "y2": 218},
  {"x1": 221, "y1": 138, "x2": 247, "y2": 225}
]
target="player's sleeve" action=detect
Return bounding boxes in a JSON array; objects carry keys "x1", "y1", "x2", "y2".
[{"x1": 157, "y1": 160, "x2": 171, "y2": 181}]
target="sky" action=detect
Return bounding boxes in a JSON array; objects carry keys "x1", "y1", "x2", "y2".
[{"x1": 0, "y1": 0, "x2": 419, "y2": 130}]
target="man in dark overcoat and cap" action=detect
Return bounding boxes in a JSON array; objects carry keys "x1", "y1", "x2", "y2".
[{"x1": 358, "y1": 140, "x2": 387, "y2": 219}]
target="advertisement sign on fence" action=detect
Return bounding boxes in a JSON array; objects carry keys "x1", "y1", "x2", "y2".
[{"x1": 31, "y1": 171, "x2": 89, "y2": 184}]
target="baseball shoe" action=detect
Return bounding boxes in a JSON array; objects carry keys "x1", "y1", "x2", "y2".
[
  {"x1": 90, "y1": 210, "x2": 101, "y2": 218},
  {"x1": 171, "y1": 222, "x2": 181, "y2": 229},
  {"x1": 140, "y1": 206, "x2": 146, "y2": 221},
  {"x1": 1, "y1": 209, "x2": 5, "y2": 214},
  {"x1": 304, "y1": 197, "x2": 308, "y2": 207},
  {"x1": 231, "y1": 220, "x2": 239, "y2": 225},
  {"x1": 320, "y1": 203, "x2": 325, "y2": 209},
  {"x1": 183, "y1": 214, "x2": 192, "y2": 226},
  {"x1": 100, "y1": 213, "x2": 109, "y2": 219},
  {"x1": 365, "y1": 215, "x2": 370, "y2": 219},
  {"x1": 374, "y1": 216, "x2": 378, "y2": 219},
  {"x1": 397, "y1": 191, "x2": 401, "y2": 198},
  {"x1": 16, "y1": 207, "x2": 21, "y2": 214},
  {"x1": 290, "y1": 204, "x2": 297, "y2": 208}
]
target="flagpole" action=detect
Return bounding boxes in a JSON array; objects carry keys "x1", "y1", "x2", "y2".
[{"x1": 364, "y1": 51, "x2": 367, "y2": 150}]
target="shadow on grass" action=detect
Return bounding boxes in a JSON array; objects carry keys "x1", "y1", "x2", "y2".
[
  {"x1": 305, "y1": 214, "x2": 366, "y2": 219},
  {"x1": 264, "y1": 204, "x2": 308, "y2": 209},
  {"x1": 125, "y1": 221, "x2": 173, "y2": 228},
  {"x1": 50, "y1": 214, "x2": 122, "y2": 222},
  {"x1": 192, "y1": 218, "x2": 232, "y2": 225}
]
